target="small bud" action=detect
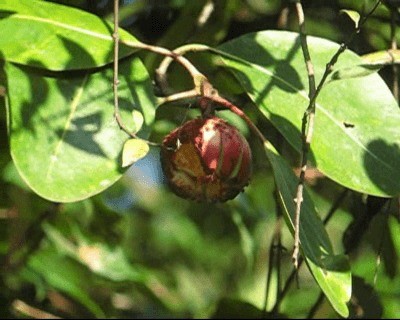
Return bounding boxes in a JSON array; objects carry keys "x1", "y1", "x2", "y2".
[{"x1": 160, "y1": 117, "x2": 252, "y2": 202}]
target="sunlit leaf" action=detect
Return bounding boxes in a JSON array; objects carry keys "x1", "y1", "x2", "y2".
[
  {"x1": 0, "y1": 0, "x2": 140, "y2": 70},
  {"x1": 217, "y1": 30, "x2": 400, "y2": 197},
  {"x1": 362, "y1": 49, "x2": 400, "y2": 65},
  {"x1": 6, "y1": 57, "x2": 156, "y2": 202},
  {"x1": 132, "y1": 109, "x2": 144, "y2": 134},
  {"x1": 340, "y1": 9, "x2": 361, "y2": 28},
  {"x1": 122, "y1": 138, "x2": 150, "y2": 168}
]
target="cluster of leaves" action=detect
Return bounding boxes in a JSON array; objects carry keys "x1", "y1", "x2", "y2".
[{"x1": 0, "y1": 0, "x2": 400, "y2": 318}]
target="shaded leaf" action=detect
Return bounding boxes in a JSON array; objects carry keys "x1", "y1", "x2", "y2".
[
  {"x1": 0, "y1": 0, "x2": 139, "y2": 70},
  {"x1": 217, "y1": 30, "x2": 400, "y2": 196},
  {"x1": 5, "y1": 58, "x2": 156, "y2": 202},
  {"x1": 264, "y1": 141, "x2": 351, "y2": 318},
  {"x1": 122, "y1": 138, "x2": 150, "y2": 168},
  {"x1": 328, "y1": 64, "x2": 382, "y2": 81},
  {"x1": 212, "y1": 298, "x2": 270, "y2": 319}
]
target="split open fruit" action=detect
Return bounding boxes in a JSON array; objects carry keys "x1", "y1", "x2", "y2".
[{"x1": 160, "y1": 117, "x2": 252, "y2": 202}]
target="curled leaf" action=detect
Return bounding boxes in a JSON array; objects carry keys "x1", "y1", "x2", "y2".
[{"x1": 340, "y1": 9, "x2": 361, "y2": 28}]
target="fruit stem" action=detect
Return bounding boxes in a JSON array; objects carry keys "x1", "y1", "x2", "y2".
[{"x1": 204, "y1": 93, "x2": 267, "y2": 144}]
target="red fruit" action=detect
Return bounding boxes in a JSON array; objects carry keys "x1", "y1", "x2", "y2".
[{"x1": 160, "y1": 117, "x2": 252, "y2": 202}]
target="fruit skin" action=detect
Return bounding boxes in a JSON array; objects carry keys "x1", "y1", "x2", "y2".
[{"x1": 160, "y1": 117, "x2": 252, "y2": 202}]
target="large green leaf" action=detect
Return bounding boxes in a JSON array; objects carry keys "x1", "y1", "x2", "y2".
[
  {"x1": 217, "y1": 30, "x2": 400, "y2": 197},
  {"x1": 5, "y1": 58, "x2": 156, "y2": 202},
  {"x1": 0, "y1": 0, "x2": 139, "y2": 70},
  {"x1": 264, "y1": 141, "x2": 351, "y2": 318}
]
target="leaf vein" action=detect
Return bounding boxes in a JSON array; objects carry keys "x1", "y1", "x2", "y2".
[
  {"x1": 15, "y1": 14, "x2": 112, "y2": 41},
  {"x1": 46, "y1": 74, "x2": 89, "y2": 179}
]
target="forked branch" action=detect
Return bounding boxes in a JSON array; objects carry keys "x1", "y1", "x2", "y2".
[{"x1": 292, "y1": 0, "x2": 382, "y2": 269}]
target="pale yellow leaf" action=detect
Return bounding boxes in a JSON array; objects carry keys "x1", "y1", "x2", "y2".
[
  {"x1": 122, "y1": 138, "x2": 149, "y2": 167},
  {"x1": 132, "y1": 110, "x2": 144, "y2": 134}
]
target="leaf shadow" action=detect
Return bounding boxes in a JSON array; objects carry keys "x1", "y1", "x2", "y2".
[
  {"x1": 219, "y1": 32, "x2": 304, "y2": 102},
  {"x1": 363, "y1": 139, "x2": 400, "y2": 196},
  {"x1": 58, "y1": 36, "x2": 98, "y2": 72},
  {"x1": 10, "y1": 63, "x2": 108, "y2": 158},
  {"x1": 54, "y1": 112, "x2": 105, "y2": 157}
]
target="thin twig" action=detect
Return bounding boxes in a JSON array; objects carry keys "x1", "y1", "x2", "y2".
[
  {"x1": 293, "y1": 0, "x2": 317, "y2": 270},
  {"x1": 323, "y1": 189, "x2": 349, "y2": 225},
  {"x1": 157, "y1": 89, "x2": 198, "y2": 105},
  {"x1": 271, "y1": 188, "x2": 349, "y2": 315},
  {"x1": 112, "y1": 1, "x2": 162, "y2": 147},
  {"x1": 121, "y1": 40, "x2": 206, "y2": 90},
  {"x1": 263, "y1": 234, "x2": 277, "y2": 317},
  {"x1": 113, "y1": 0, "x2": 204, "y2": 141},
  {"x1": 373, "y1": 200, "x2": 392, "y2": 285},
  {"x1": 113, "y1": 0, "x2": 134, "y2": 138},
  {"x1": 263, "y1": 195, "x2": 284, "y2": 317},
  {"x1": 271, "y1": 257, "x2": 303, "y2": 315},
  {"x1": 156, "y1": 44, "x2": 211, "y2": 91},
  {"x1": 292, "y1": 0, "x2": 382, "y2": 269}
]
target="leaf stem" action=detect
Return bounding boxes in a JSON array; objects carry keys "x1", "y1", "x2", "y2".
[{"x1": 205, "y1": 93, "x2": 267, "y2": 143}]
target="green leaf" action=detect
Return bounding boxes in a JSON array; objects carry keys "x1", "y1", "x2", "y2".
[
  {"x1": 217, "y1": 30, "x2": 400, "y2": 197},
  {"x1": 212, "y1": 298, "x2": 266, "y2": 319},
  {"x1": 5, "y1": 58, "x2": 156, "y2": 202},
  {"x1": 340, "y1": 9, "x2": 361, "y2": 28},
  {"x1": 122, "y1": 138, "x2": 150, "y2": 168},
  {"x1": 27, "y1": 246, "x2": 105, "y2": 317},
  {"x1": 328, "y1": 64, "x2": 382, "y2": 81},
  {"x1": 0, "y1": 0, "x2": 139, "y2": 70},
  {"x1": 362, "y1": 49, "x2": 400, "y2": 65},
  {"x1": 131, "y1": 109, "x2": 145, "y2": 134},
  {"x1": 330, "y1": 49, "x2": 400, "y2": 82},
  {"x1": 264, "y1": 141, "x2": 351, "y2": 318}
]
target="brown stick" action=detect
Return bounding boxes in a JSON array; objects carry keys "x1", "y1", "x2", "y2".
[
  {"x1": 292, "y1": 0, "x2": 382, "y2": 269},
  {"x1": 292, "y1": 0, "x2": 317, "y2": 270}
]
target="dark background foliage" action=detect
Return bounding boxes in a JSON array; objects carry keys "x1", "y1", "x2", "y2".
[{"x1": 0, "y1": 0, "x2": 399, "y2": 318}]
